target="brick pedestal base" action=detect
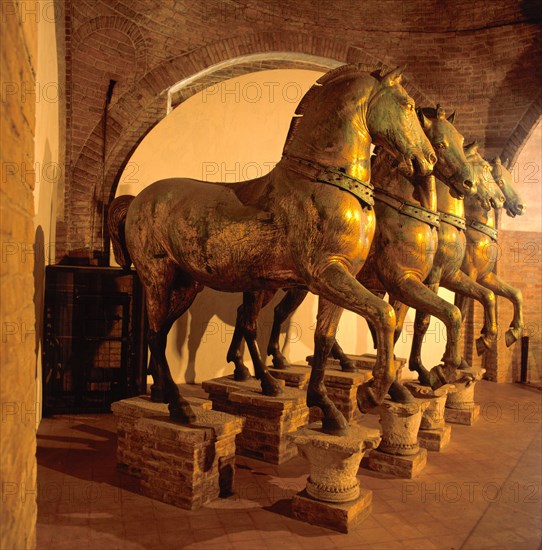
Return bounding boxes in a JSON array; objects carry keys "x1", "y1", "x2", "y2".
[
  {"x1": 418, "y1": 425, "x2": 452, "y2": 451},
  {"x1": 292, "y1": 488, "x2": 373, "y2": 533},
  {"x1": 202, "y1": 376, "x2": 309, "y2": 464},
  {"x1": 307, "y1": 353, "x2": 407, "y2": 380},
  {"x1": 361, "y1": 447, "x2": 428, "y2": 479},
  {"x1": 270, "y1": 363, "x2": 370, "y2": 424},
  {"x1": 111, "y1": 396, "x2": 244, "y2": 510}
]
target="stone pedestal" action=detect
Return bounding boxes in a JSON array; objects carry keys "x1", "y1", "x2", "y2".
[
  {"x1": 362, "y1": 399, "x2": 429, "y2": 478},
  {"x1": 202, "y1": 376, "x2": 309, "y2": 464},
  {"x1": 445, "y1": 367, "x2": 485, "y2": 426},
  {"x1": 111, "y1": 396, "x2": 244, "y2": 510},
  {"x1": 405, "y1": 382, "x2": 454, "y2": 452},
  {"x1": 270, "y1": 362, "x2": 370, "y2": 424},
  {"x1": 289, "y1": 423, "x2": 380, "y2": 533},
  {"x1": 307, "y1": 353, "x2": 407, "y2": 381}
]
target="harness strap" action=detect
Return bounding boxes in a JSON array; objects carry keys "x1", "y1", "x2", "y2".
[
  {"x1": 282, "y1": 155, "x2": 374, "y2": 207},
  {"x1": 438, "y1": 211, "x2": 466, "y2": 231},
  {"x1": 466, "y1": 218, "x2": 498, "y2": 241},
  {"x1": 373, "y1": 188, "x2": 440, "y2": 228}
]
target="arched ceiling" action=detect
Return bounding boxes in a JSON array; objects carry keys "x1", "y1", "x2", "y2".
[{"x1": 57, "y1": 0, "x2": 542, "y2": 262}]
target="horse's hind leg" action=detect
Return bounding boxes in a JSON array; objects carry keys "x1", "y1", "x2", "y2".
[
  {"x1": 267, "y1": 288, "x2": 308, "y2": 369},
  {"x1": 143, "y1": 266, "x2": 200, "y2": 422},
  {"x1": 236, "y1": 291, "x2": 283, "y2": 396},
  {"x1": 309, "y1": 298, "x2": 347, "y2": 434}
]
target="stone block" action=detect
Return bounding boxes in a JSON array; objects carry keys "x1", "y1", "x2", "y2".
[
  {"x1": 111, "y1": 396, "x2": 244, "y2": 510},
  {"x1": 291, "y1": 488, "x2": 373, "y2": 533},
  {"x1": 306, "y1": 353, "x2": 406, "y2": 380},
  {"x1": 202, "y1": 376, "x2": 309, "y2": 464},
  {"x1": 444, "y1": 404, "x2": 480, "y2": 426},
  {"x1": 361, "y1": 447, "x2": 428, "y2": 479},
  {"x1": 418, "y1": 425, "x2": 452, "y2": 452}
]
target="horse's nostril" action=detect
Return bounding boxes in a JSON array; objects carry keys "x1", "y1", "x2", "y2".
[
  {"x1": 463, "y1": 180, "x2": 473, "y2": 189},
  {"x1": 518, "y1": 204, "x2": 525, "y2": 211},
  {"x1": 428, "y1": 152, "x2": 437, "y2": 165}
]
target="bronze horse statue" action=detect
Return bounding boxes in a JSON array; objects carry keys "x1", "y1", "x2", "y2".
[
  {"x1": 401, "y1": 143, "x2": 505, "y2": 385},
  {"x1": 227, "y1": 106, "x2": 482, "y2": 392},
  {"x1": 456, "y1": 154, "x2": 526, "y2": 351},
  {"x1": 108, "y1": 65, "x2": 437, "y2": 435}
]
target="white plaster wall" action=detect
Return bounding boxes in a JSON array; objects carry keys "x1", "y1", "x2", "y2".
[{"x1": 116, "y1": 69, "x2": 448, "y2": 384}]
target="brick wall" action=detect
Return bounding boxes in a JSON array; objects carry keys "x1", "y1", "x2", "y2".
[
  {"x1": 54, "y1": 0, "x2": 541, "y2": 261},
  {"x1": 0, "y1": 1, "x2": 38, "y2": 548}
]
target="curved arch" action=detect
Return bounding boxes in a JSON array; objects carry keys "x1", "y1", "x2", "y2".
[
  {"x1": 72, "y1": 16, "x2": 147, "y2": 78},
  {"x1": 64, "y1": 32, "x2": 434, "y2": 261}
]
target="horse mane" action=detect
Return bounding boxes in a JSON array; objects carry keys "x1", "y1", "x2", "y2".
[{"x1": 282, "y1": 64, "x2": 372, "y2": 154}]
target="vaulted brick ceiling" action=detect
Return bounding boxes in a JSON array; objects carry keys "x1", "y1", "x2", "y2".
[{"x1": 58, "y1": 0, "x2": 542, "y2": 262}]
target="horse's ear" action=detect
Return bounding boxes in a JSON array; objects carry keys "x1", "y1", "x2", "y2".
[
  {"x1": 465, "y1": 140, "x2": 479, "y2": 156},
  {"x1": 504, "y1": 158, "x2": 510, "y2": 169},
  {"x1": 447, "y1": 111, "x2": 457, "y2": 124},
  {"x1": 495, "y1": 156, "x2": 501, "y2": 165},
  {"x1": 381, "y1": 66, "x2": 405, "y2": 86},
  {"x1": 416, "y1": 107, "x2": 431, "y2": 130}
]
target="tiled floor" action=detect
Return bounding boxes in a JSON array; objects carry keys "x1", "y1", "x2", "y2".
[{"x1": 36, "y1": 381, "x2": 541, "y2": 549}]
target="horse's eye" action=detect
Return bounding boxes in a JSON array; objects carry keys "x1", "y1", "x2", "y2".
[
  {"x1": 406, "y1": 103, "x2": 414, "y2": 111},
  {"x1": 436, "y1": 143, "x2": 446, "y2": 149}
]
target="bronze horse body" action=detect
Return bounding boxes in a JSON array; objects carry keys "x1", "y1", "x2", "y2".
[
  {"x1": 403, "y1": 146, "x2": 505, "y2": 385},
  {"x1": 456, "y1": 155, "x2": 526, "y2": 350},
  {"x1": 228, "y1": 106, "x2": 480, "y2": 390},
  {"x1": 109, "y1": 65, "x2": 436, "y2": 435}
]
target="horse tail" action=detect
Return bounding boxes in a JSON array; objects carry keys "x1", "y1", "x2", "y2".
[{"x1": 108, "y1": 195, "x2": 134, "y2": 270}]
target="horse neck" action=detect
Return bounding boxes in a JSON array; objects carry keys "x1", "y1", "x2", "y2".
[
  {"x1": 436, "y1": 177, "x2": 464, "y2": 217},
  {"x1": 282, "y1": 76, "x2": 374, "y2": 183},
  {"x1": 464, "y1": 195, "x2": 495, "y2": 227},
  {"x1": 372, "y1": 154, "x2": 433, "y2": 208}
]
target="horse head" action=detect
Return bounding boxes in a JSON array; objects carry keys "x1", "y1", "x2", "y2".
[
  {"x1": 416, "y1": 105, "x2": 476, "y2": 199},
  {"x1": 492, "y1": 157, "x2": 526, "y2": 217},
  {"x1": 464, "y1": 143, "x2": 505, "y2": 211},
  {"x1": 366, "y1": 67, "x2": 436, "y2": 177}
]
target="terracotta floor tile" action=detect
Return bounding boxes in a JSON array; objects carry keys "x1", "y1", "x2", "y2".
[{"x1": 35, "y1": 382, "x2": 540, "y2": 550}]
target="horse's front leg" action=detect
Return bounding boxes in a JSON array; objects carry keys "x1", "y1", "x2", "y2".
[
  {"x1": 266, "y1": 287, "x2": 308, "y2": 369},
  {"x1": 443, "y1": 271, "x2": 497, "y2": 355},
  {"x1": 308, "y1": 298, "x2": 348, "y2": 434},
  {"x1": 237, "y1": 291, "x2": 283, "y2": 396},
  {"x1": 310, "y1": 262, "x2": 399, "y2": 413},
  {"x1": 479, "y1": 271, "x2": 524, "y2": 347}
]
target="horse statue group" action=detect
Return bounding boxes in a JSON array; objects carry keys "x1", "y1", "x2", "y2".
[{"x1": 109, "y1": 65, "x2": 525, "y2": 436}]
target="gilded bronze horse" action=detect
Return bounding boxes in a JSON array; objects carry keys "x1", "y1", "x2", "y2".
[
  {"x1": 456, "y1": 154, "x2": 526, "y2": 350},
  {"x1": 108, "y1": 65, "x2": 436, "y2": 434},
  {"x1": 228, "y1": 106, "x2": 480, "y2": 393},
  {"x1": 403, "y1": 144, "x2": 505, "y2": 385}
]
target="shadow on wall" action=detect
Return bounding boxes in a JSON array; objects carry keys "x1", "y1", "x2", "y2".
[{"x1": 168, "y1": 288, "x2": 305, "y2": 384}]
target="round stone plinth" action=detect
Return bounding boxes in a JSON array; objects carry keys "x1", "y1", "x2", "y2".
[
  {"x1": 405, "y1": 382, "x2": 455, "y2": 430},
  {"x1": 376, "y1": 399, "x2": 430, "y2": 456},
  {"x1": 446, "y1": 367, "x2": 485, "y2": 411}
]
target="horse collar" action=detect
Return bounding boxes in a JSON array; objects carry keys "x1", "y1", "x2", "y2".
[
  {"x1": 282, "y1": 155, "x2": 375, "y2": 207},
  {"x1": 374, "y1": 188, "x2": 440, "y2": 228},
  {"x1": 439, "y1": 211, "x2": 466, "y2": 231},
  {"x1": 466, "y1": 218, "x2": 498, "y2": 241}
]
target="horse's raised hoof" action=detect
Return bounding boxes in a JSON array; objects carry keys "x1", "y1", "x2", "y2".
[
  {"x1": 356, "y1": 382, "x2": 380, "y2": 413},
  {"x1": 475, "y1": 335, "x2": 492, "y2": 356},
  {"x1": 150, "y1": 384, "x2": 164, "y2": 403},
  {"x1": 409, "y1": 363, "x2": 432, "y2": 387},
  {"x1": 261, "y1": 376, "x2": 284, "y2": 397},
  {"x1": 233, "y1": 365, "x2": 251, "y2": 381},
  {"x1": 429, "y1": 364, "x2": 456, "y2": 389},
  {"x1": 505, "y1": 327, "x2": 520, "y2": 347},
  {"x1": 388, "y1": 381, "x2": 415, "y2": 404},
  {"x1": 321, "y1": 414, "x2": 349, "y2": 437},
  {"x1": 168, "y1": 400, "x2": 196, "y2": 424}
]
